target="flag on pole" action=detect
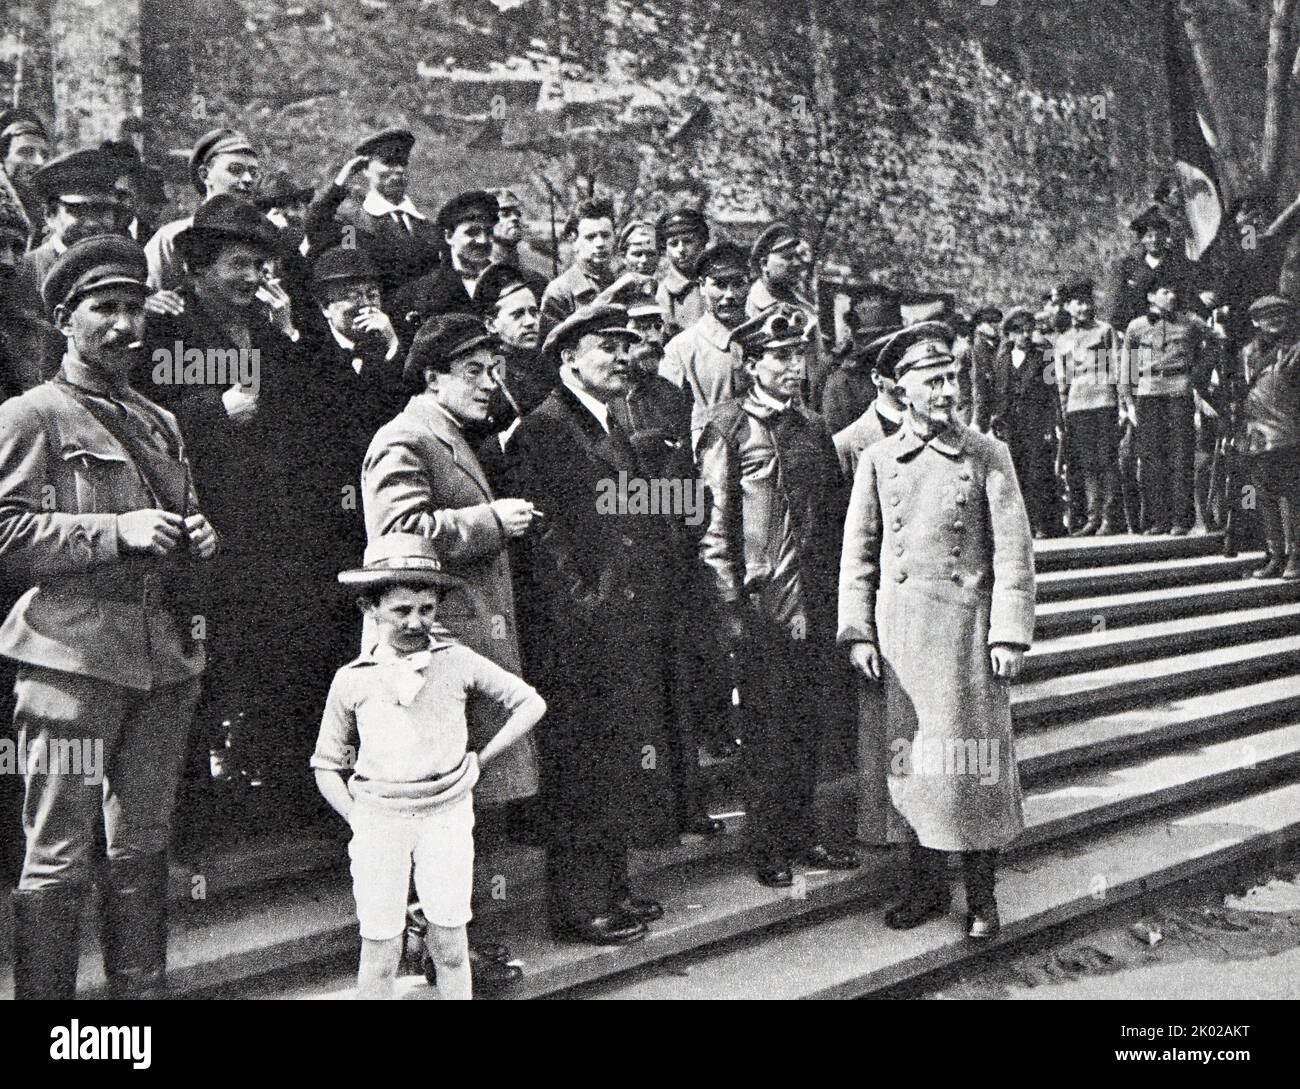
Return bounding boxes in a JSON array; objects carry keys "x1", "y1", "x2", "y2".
[{"x1": 1165, "y1": 0, "x2": 1223, "y2": 261}]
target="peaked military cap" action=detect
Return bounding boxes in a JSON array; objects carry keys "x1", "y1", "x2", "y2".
[
  {"x1": 403, "y1": 311, "x2": 497, "y2": 385},
  {"x1": 692, "y1": 239, "x2": 749, "y2": 281},
  {"x1": 29, "y1": 148, "x2": 122, "y2": 201},
  {"x1": 656, "y1": 206, "x2": 709, "y2": 242},
  {"x1": 189, "y1": 128, "x2": 255, "y2": 195},
  {"x1": 475, "y1": 261, "x2": 535, "y2": 317},
  {"x1": 174, "y1": 194, "x2": 278, "y2": 263},
  {"x1": 436, "y1": 189, "x2": 499, "y2": 235},
  {"x1": 877, "y1": 321, "x2": 954, "y2": 380},
  {"x1": 42, "y1": 233, "x2": 148, "y2": 313},
  {"x1": 354, "y1": 128, "x2": 415, "y2": 164},
  {"x1": 750, "y1": 222, "x2": 801, "y2": 269},
  {"x1": 541, "y1": 303, "x2": 640, "y2": 361},
  {"x1": 618, "y1": 219, "x2": 657, "y2": 253},
  {"x1": 728, "y1": 304, "x2": 814, "y2": 356}
]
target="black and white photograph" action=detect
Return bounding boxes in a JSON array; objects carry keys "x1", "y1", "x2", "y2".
[{"x1": 0, "y1": 0, "x2": 1298, "y2": 1051}]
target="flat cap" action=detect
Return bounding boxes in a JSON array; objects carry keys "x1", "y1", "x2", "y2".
[
  {"x1": 190, "y1": 128, "x2": 255, "y2": 196},
  {"x1": 877, "y1": 321, "x2": 954, "y2": 381},
  {"x1": 750, "y1": 221, "x2": 801, "y2": 268},
  {"x1": 174, "y1": 193, "x2": 278, "y2": 263},
  {"x1": 1248, "y1": 294, "x2": 1297, "y2": 317},
  {"x1": 692, "y1": 239, "x2": 749, "y2": 281},
  {"x1": 475, "y1": 261, "x2": 535, "y2": 317},
  {"x1": 436, "y1": 189, "x2": 499, "y2": 235},
  {"x1": 542, "y1": 303, "x2": 641, "y2": 361},
  {"x1": 618, "y1": 219, "x2": 657, "y2": 252},
  {"x1": 728, "y1": 304, "x2": 814, "y2": 356},
  {"x1": 42, "y1": 233, "x2": 148, "y2": 313},
  {"x1": 0, "y1": 107, "x2": 48, "y2": 144},
  {"x1": 403, "y1": 311, "x2": 497, "y2": 385},
  {"x1": 354, "y1": 128, "x2": 415, "y2": 164},
  {"x1": 29, "y1": 148, "x2": 122, "y2": 201},
  {"x1": 311, "y1": 246, "x2": 379, "y2": 290},
  {"x1": 656, "y1": 206, "x2": 709, "y2": 241}
]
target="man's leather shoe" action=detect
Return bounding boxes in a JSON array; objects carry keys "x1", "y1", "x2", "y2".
[
  {"x1": 796, "y1": 844, "x2": 860, "y2": 870},
  {"x1": 966, "y1": 906, "x2": 1001, "y2": 940},
  {"x1": 1069, "y1": 519, "x2": 1100, "y2": 537},
  {"x1": 424, "y1": 947, "x2": 524, "y2": 991},
  {"x1": 470, "y1": 938, "x2": 511, "y2": 964},
  {"x1": 756, "y1": 863, "x2": 794, "y2": 888},
  {"x1": 1283, "y1": 552, "x2": 1300, "y2": 580},
  {"x1": 613, "y1": 896, "x2": 663, "y2": 923},
  {"x1": 685, "y1": 815, "x2": 726, "y2": 837},
  {"x1": 552, "y1": 914, "x2": 647, "y2": 946},
  {"x1": 884, "y1": 892, "x2": 950, "y2": 930}
]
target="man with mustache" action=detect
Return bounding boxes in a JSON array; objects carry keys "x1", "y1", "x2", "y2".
[
  {"x1": 144, "y1": 128, "x2": 260, "y2": 298},
  {"x1": 839, "y1": 322, "x2": 1035, "y2": 941},
  {"x1": 13, "y1": 148, "x2": 125, "y2": 318},
  {"x1": 0, "y1": 108, "x2": 50, "y2": 244},
  {"x1": 307, "y1": 129, "x2": 442, "y2": 298},
  {"x1": 660, "y1": 241, "x2": 752, "y2": 445},
  {"x1": 1, "y1": 236, "x2": 218, "y2": 998},
  {"x1": 390, "y1": 190, "x2": 499, "y2": 338}
]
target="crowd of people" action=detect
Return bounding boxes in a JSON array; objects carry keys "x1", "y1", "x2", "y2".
[{"x1": 1, "y1": 106, "x2": 1298, "y2": 1001}]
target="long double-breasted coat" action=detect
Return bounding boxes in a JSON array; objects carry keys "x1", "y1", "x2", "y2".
[
  {"x1": 838, "y1": 419, "x2": 1036, "y2": 851},
  {"x1": 361, "y1": 392, "x2": 540, "y2": 806},
  {"x1": 505, "y1": 385, "x2": 678, "y2": 847}
]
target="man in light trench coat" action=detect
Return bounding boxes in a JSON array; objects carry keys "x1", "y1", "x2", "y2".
[{"x1": 838, "y1": 321, "x2": 1036, "y2": 939}]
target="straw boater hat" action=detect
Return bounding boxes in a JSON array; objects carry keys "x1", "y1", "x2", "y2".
[{"x1": 338, "y1": 533, "x2": 466, "y2": 590}]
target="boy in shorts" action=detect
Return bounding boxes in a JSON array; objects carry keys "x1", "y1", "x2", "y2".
[{"x1": 312, "y1": 533, "x2": 546, "y2": 999}]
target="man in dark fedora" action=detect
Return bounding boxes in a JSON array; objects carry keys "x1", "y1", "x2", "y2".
[
  {"x1": 362, "y1": 312, "x2": 542, "y2": 989},
  {"x1": 306, "y1": 129, "x2": 441, "y2": 298},
  {"x1": 13, "y1": 148, "x2": 126, "y2": 317},
  {"x1": 506, "y1": 304, "x2": 680, "y2": 945},
  {"x1": 1, "y1": 236, "x2": 218, "y2": 998},
  {"x1": 655, "y1": 206, "x2": 709, "y2": 338},
  {"x1": 0, "y1": 107, "x2": 50, "y2": 243},
  {"x1": 390, "y1": 189, "x2": 500, "y2": 335},
  {"x1": 145, "y1": 128, "x2": 260, "y2": 296},
  {"x1": 821, "y1": 285, "x2": 904, "y2": 435}
]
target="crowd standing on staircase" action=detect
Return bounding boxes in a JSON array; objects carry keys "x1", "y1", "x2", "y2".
[{"x1": 1, "y1": 108, "x2": 1299, "y2": 1001}]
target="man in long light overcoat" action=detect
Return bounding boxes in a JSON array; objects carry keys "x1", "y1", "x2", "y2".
[{"x1": 838, "y1": 322, "x2": 1035, "y2": 940}]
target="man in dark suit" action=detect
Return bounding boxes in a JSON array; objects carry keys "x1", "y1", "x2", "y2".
[
  {"x1": 305, "y1": 129, "x2": 442, "y2": 298},
  {"x1": 390, "y1": 190, "x2": 499, "y2": 339},
  {"x1": 506, "y1": 305, "x2": 680, "y2": 945},
  {"x1": 1104, "y1": 205, "x2": 1199, "y2": 334}
]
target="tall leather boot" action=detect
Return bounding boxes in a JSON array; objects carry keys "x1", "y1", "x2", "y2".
[
  {"x1": 884, "y1": 845, "x2": 950, "y2": 930},
  {"x1": 99, "y1": 853, "x2": 170, "y2": 999},
  {"x1": 1070, "y1": 473, "x2": 1101, "y2": 536},
  {"x1": 11, "y1": 886, "x2": 85, "y2": 1000},
  {"x1": 1253, "y1": 501, "x2": 1287, "y2": 578},
  {"x1": 1281, "y1": 498, "x2": 1300, "y2": 580},
  {"x1": 962, "y1": 849, "x2": 1000, "y2": 939}
]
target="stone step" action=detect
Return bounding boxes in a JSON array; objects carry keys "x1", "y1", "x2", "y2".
[
  {"x1": 1016, "y1": 673, "x2": 1300, "y2": 779},
  {"x1": 581, "y1": 778, "x2": 1300, "y2": 1000},
  {"x1": 28, "y1": 712, "x2": 1298, "y2": 1001},
  {"x1": 1012, "y1": 634, "x2": 1300, "y2": 725},
  {"x1": 1034, "y1": 577, "x2": 1300, "y2": 639},
  {"x1": 1032, "y1": 531, "x2": 1224, "y2": 574},
  {"x1": 1023, "y1": 602, "x2": 1300, "y2": 679},
  {"x1": 1035, "y1": 553, "x2": 1263, "y2": 604}
]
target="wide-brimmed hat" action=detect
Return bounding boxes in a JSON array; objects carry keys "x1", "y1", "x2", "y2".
[
  {"x1": 174, "y1": 194, "x2": 278, "y2": 264},
  {"x1": 338, "y1": 533, "x2": 466, "y2": 590}
]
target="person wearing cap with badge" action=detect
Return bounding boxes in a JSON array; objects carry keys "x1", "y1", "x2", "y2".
[
  {"x1": 661, "y1": 239, "x2": 751, "y2": 443},
  {"x1": 655, "y1": 205, "x2": 709, "y2": 338},
  {"x1": 695, "y1": 304, "x2": 858, "y2": 886},
  {"x1": 0, "y1": 178, "x2": 62, "y2": 400},
  {"x1": 832, "y1": 324, "x2": 909, "y2": 479},
  {"x1": 506, "y1": 304, "x2": 681, "y2": 945},
  {"x1": 1234, "y1": 295, "x2": 1300, "y2": 579},
  {"x1": 0, "y1": 107, "x2": 50, "y2": 242},
  {"x1": 143, "y1": 127, "x2": 259, "y2": 299},
  {"x1": 821, "y1": 284, "x2": 904, "y2": 436},
  {"x1": 489, "y1": 187, "x2": 551, "y2": 287},
  {"x1": 0, "y1": 235, "x2": 218, "y2": 999},
  {"x1": 362, "y1": 311, "x2": 543, "y2": 988},
  {"x1": 839, "y1": 321, "x2": 1035, "y2": 940},
  {"x1": 313, "y1": 533, "x2": 546, "y2": 999},
  {"x1": 12, "y1": 147, "x2": 127, "y2": 318},
  {"x1": 390, "y1": 189, "x2": 499, "y2": 333},
  {"x1": 306, "y1": 128, "x2": 441, "y2": 298}
]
